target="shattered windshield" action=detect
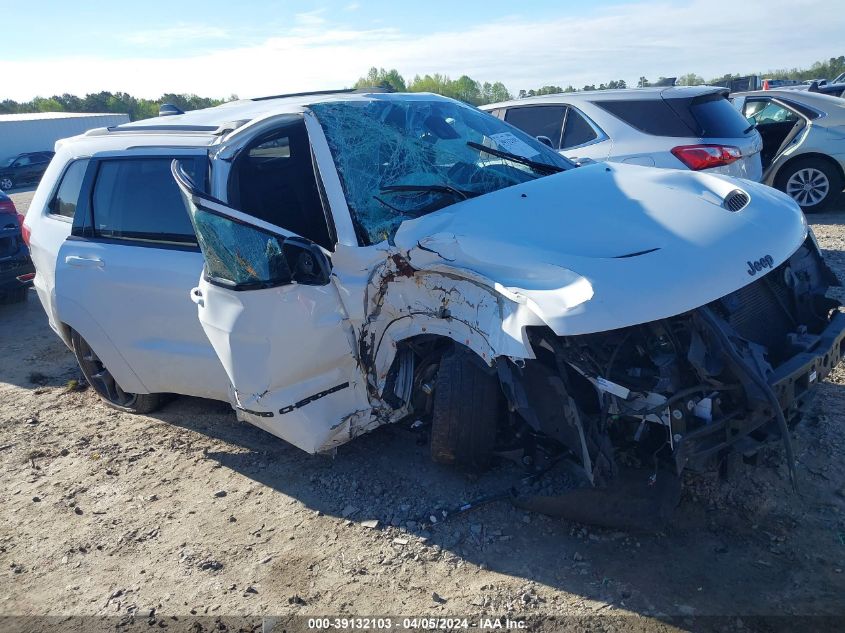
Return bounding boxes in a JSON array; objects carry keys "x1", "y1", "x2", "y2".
[{"x1": 310, "y1": 98, "x2": 572, "y2": 244}]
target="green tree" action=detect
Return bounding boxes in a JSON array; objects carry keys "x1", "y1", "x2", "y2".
[
  {"x1": 637, "y1": 76, "x2": 650, "y2": 88},
  {"x1": 354, "y1": 67, "x2": 406, "y2": 92},
  {"x1": 451, "y1": 75, "x2": 481, "y2": 104},
  {"x1": 678, "y1": 73, "x2": 705, "y2": 86},
  {"x1": 480, "y1": 81, "x2": 512, "y2": 103},
  {"x1": 32, "y1": 97, "x2": 65, "y2": 112}
]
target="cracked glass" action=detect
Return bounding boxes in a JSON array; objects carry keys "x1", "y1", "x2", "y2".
[
  {"x1": 174, "y1": 160, "x2": 293, "y2": 290},
  {"x1": 189, "y1": 209, "x2": 291, "y2": 289},
  {"x1": 310, "y1": 98, "x2": 571, "y2": 244}
]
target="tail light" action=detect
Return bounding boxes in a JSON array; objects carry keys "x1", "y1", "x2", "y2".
[
  {"x1": 671, "y1": 144, "x2": 742, "y2": 171},
  {"x1": 19, "y1": 213, "x2": 31, "y2": 246}
]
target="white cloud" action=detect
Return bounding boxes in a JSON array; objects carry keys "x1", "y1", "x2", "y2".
[
  {"x1": 125, "y1": 25, "x2": 230, "y2": 47},
  {"x1": 294, "y1": 9, "x2": 327, "y2": 28},
  {"x1": 5, "y1": 0, "x2": 843, "y2": 101}
]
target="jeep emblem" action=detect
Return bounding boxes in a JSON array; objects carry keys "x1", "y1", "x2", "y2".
[{"x1": 746, "y1": 254, "x2": 774, "y2": 276}]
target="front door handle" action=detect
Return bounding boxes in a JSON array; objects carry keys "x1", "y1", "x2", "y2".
[
  {"x1": 65, "y1": 255, "x2": 104, "y2": 269},
  {"x1": 190, "y1": 287, "x2": 204, "y2": 307}
]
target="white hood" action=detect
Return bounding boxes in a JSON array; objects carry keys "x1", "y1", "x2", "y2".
[{"x1": 394, "y1": 163, "x2": 808, "y2": 336}]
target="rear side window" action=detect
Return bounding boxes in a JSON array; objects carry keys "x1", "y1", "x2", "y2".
[
  {"x1": 48, "y1": 159, "x2": 89, "y2": 218},
  {"x1": 744, "y1": 100, "x2": 799, "y2": 125},
  {"x1": 687, "y1": 95, "x2": 754, "y2": 137},
  {"x1": 561, "y1": 109, "x2": 598, "y2": 149},
  {"x1": 504, "y1": 106, "x2": 566, "y2": 148},
  {"x1": 92, "y1": 158, "x2": 196, "y2": 244}
]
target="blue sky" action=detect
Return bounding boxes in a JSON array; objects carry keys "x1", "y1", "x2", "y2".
[{"x1": 2, "y1": 0, "x2": 842, "y2": 100}]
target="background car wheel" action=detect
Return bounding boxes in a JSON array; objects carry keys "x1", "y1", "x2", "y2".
[
  {"x1": 776, "y1": 158, "x2": 843, "y2": 212},
  {"x1": 430, "y1": 345, "x2": 502, "y2": 470},
  {"x1": 0, "y1": 287, "x2": 28, "y2": 304},
  {"x1": 70, "y1": 330, "x2": 162, "y2": 414},
  {"x1": 0, "y1": 177, "x2": 13, "y2": 191}
]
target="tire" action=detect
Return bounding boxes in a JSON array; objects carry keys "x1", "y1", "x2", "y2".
[
  {"x1": 0, "y1": 286, "x2": 28, "y2": 304},
  {"x1": 70, "y1": 330, "x2": 162, "y2": 414},
  {"x1": 775, "y1": 157, "x2": 843, "y2": 213},
  {"x1": 0, "y1": 177, "x2": 12, "y2": 191},
  {"x1": 430, "y1": 345, "x2": 503, "y2": 470}
]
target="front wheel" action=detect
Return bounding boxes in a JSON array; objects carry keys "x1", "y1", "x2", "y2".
[
  {"x1": 430, "y1": 345, "x2": 503, "y2": 470},
  {"x1": 71, "y1": 330, "x2": 162, "y2": 414},
  {"x1": 776, "y1": 158, "x2": 843, "y2": 212},
  {"x1": 0, "y1": 177, "x2": 13, "y2": 191}
]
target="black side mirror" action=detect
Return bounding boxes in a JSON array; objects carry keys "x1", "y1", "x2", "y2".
[
  {"x1": 536, "y1": 135, "x2": 554, "y2": 148},
  {"x1": 283, "y1": 237, "x2": 332, "y2": 286}
]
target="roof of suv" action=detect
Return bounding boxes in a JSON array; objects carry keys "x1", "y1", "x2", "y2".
[
  {"x1": 116, "y1": 91, "x2": 448, "y2": 131},
  {"x1": 55, "y1": 90, "x2": 449, "y2": 156},
  {"x1": 482, "y1": 86, "x2": 726, "y2": 110}
]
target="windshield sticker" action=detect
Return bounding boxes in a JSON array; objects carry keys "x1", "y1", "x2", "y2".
[{"x1": 489, "y1": 132, "x2": 541, "y2": 159}]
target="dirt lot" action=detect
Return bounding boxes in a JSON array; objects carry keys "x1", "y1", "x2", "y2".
[{"x1": 3, "y1": 188, "x2": 845, "y2": 632}]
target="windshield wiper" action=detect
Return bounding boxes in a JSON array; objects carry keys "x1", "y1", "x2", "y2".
[
  {"x1": 379, "y1": 184, "x2": 477, "y2": 200},
  {"x1": 466, "y1": 141, "x2": 565, "y2": 175}
]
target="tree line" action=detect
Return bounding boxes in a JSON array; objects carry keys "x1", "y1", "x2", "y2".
[
  {"x1": 0, "y1": 92, "x2": 235, "y2": 121},
  {"x1": 1, "y1": 56, "x2": 842, "y2": 121},
  {"x1": 355, "y1": 55, "x2": 845, "y2": 104}
]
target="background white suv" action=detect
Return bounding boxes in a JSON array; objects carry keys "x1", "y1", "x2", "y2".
[{"x1": 482, "y1": 86, "x2": 763, "y2": 180}]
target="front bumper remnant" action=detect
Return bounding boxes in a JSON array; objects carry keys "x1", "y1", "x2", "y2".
[{"x1": 675, "y1": 309, "x2": 845, "y2": 472}]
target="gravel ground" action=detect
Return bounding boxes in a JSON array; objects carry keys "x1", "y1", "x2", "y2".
[{"x1": 2, "y1": 187, "x2": 845, "y2": 632}]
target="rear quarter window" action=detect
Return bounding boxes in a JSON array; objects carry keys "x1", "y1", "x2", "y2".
[
  {"x1": 687, "y1": 94, "x2": 754, "y2": 137},
  {"x1": 48, "y1": 159, "x2": 89, "y2": 219},
  {"x1": 594, "y1": 99, "x2": 693, "y2": 136},
  {"x1": 595, "y1": 95, "x2": 754, "y2": 138}
]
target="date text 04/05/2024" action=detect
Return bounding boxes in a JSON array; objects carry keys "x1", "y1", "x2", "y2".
[{"x1": 306, "y1": 617, "x2": 527, "y2": 630}]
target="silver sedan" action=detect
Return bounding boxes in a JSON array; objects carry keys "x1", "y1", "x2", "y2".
[{"x1": 732, "y1": 89, "x2": 845, "y2": 211}]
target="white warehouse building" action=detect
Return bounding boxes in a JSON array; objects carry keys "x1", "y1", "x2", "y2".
[{"x1": 0, "y1": 112, "x2": 130, "y2": 162}]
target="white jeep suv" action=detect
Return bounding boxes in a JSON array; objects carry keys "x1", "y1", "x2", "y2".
[{"x1": 26, "y1": 91, "x2": 845, "y2": 494}]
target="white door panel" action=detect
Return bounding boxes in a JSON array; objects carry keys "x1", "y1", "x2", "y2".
[
  {"x1": 196, "y1": 278, "x2": 369, "y2": 453},
  {"x1": 56, "y1": 240, "x2": 229, "y2": 398},
  {"x1": 175, "y1": 164, "x2": 371, "y2": 453}
]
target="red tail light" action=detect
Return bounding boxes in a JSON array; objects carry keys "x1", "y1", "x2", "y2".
[
  {"x1": 0, "y1": 200, "x2": 15, "y2": 214},
  {"x1": 19, "y1": 214, "x2": 31, "y2": 246},
  {"x1": 671, "y1": 144, "x2": 742, "y2": 171}
]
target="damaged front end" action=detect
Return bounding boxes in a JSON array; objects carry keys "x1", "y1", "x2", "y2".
[{"x1": 499, "y1": 236, "x2": 845, "y2": 486}]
